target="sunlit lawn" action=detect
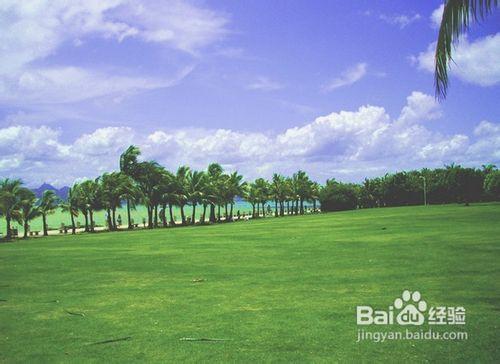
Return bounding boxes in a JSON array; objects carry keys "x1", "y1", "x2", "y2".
[{"x1": 1, "y1": 203, "x2": 499, "y2": 362}]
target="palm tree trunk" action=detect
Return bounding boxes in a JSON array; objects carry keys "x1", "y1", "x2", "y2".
[
  {"x1": 106, "y1": 209, "x2": 112, "y2": 230},
  {"x1": 126, "y1": 198, "x2": 132, "y2": 229},
  {"x1": 313, "y1": 200, "x2": 316, "y2": 212},
  {"x1": 209, "y1": 204, "x2": 216, "y2": 223},
  {"x1": 70, "y1": 213, "x2": 76, "y2": 235},
  {"x1": 147, "y1": 205, "x2": 153, "y2": 229},
  {"x1": 6, "y1": 215, "x2": 12, "y2": 240},
  {"x1": 224, "y1": 203, "x2": 228, "y2": 222},
  {"x1": 112, "y1": 207, "x2": 117, "y2": 230},
  {"x1": 217, "y1": 205, "x2": 221, "y2": 222},
  {"x1": 180, "y1": 205, "x2": 186, "y2": 225},
  {"x1": 84, "y1": 211, "x2": 89, "y2": 232},
  {"x1": 191, "y1": 203, "x2": 196, "y2": 225},
  {"x1": 256, "y1": 203, "x2": 260, "y2": 217},
  {"x1": 169, "y1": 204, "x2": 175, "y2": 226},
  {"x1": 161, "y1": 203, "x2": 167, "y2": 227},
  {"x1": 42, "y1": 214, "x2": 48, "y2": 236},
  {"x1": 229, "y1": 203, "x2": 234, "y2": 221},
  {"x1": 89, "y1": 210, "x2": 95, "y2": 232},
  {"x1": 274, "y1": 200, "x2": 278, "y2": 217},
  {"x1": 201, "y1": 204, "x2": 207, "y2": 224},
  {"x1": 154, "y1": 204, "x2": 158, "y2": 227},
  {"x1": 300, "y1": 198, "x2": 304, "y2": 215},
  {"x1": 24, "y1": 220, "x2": 29, "y2": 238},
  {"x1": 280, "y1": 201, "x2": 284, "y2": 216}
]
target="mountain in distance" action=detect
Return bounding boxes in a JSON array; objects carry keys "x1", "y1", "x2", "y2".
[{"x1": 33, "y1": 183, "x2": 69, "y2": 200}]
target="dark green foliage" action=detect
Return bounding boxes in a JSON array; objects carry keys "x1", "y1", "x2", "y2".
[
  {"x1": 484, "y1": 170, "x2": 500, "y2": 200},
  {"x1": 319, "y1": 180, "x2": 358, "y2": 212},
  {"x1": 358, "y1": 164, "x2": 494, "y2": 208}
]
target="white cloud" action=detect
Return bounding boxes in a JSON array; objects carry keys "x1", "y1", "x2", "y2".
[
  {"x1": 323, "y1": 63, "x2": 367, "y2": 91},
  {"x1": 0, "y1": 0, "x2": 228, "y2": 74},
  {"x1": 413, "y1": 33, "x2": 500, "y2": 87},
  {"x1": 474, "y1": 120, "x2": 500, "y2": 136},
  {"x1": 247, "y1": 77, "x2": 284, "y2": 91},
  {"x1": 379, "y1": 13, "x2": 421, "y2": 28},
  {"x1": 72, "y1": 127, "x2": 135, "y2": 157},
  {"x1": 430, "y1": 4, "x2": 444, "y2": 28},
  {"x1": 2, "y1": 91, "x2": 499, "y2": 186},
  {"x1": 0, "y1": 0, "x2": 224, "y2": 105},
  {"x1": 397, "y1": 91, "x2": 442, "y2": 124},
  {"x1": 0, "y1": 65, "x2": 194, "y2": 104},
  {"x1": 0, "y1": 125, "x2": 69, "y2": 161},
  {"x1": 468, "y1": 120, "x2": 500, "y2": 161}
]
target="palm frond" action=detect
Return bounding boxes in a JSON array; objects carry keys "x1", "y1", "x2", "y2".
[{"x1": 435, "y1": 0, "x2": 498, "y2": 100}]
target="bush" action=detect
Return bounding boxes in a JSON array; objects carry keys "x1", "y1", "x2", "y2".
[{"x1": 319, "y1": 180, "x2": 358, "y2": 212}]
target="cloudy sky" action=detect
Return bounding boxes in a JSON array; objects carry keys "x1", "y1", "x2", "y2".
[{"x1": 0, "y1": 0, "x2": 499, "y2": 187}]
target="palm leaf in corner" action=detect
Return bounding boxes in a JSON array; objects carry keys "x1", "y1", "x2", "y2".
[{"x1": 435, "y1": 0, "x2": 499, "y2": 100}]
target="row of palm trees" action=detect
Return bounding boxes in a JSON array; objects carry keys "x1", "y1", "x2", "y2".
[
  {"x1": 0, "y1": 179, "x2": 60, "y2": 239},
  {"x1": 0, "y1": 146, "x2": 320, "y2": 240}
]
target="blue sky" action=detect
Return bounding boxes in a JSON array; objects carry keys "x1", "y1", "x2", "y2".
[{"x1": 0, "y1": 0, "x2": 499, "y2": 187}]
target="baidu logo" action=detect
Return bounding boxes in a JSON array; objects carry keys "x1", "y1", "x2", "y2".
[{"x1": 356, "y1": 290, "x2": 465, "y2": 326}]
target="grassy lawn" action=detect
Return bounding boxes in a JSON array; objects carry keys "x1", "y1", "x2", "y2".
[{"x1": 1, "y1": 203, "x2": 499, "y2": 362}]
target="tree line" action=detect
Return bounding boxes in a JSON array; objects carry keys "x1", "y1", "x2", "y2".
[
  {"x1": 0, "y1": 146, "x2": 320, "y2": 239},
  {"x1": 1, "y1": 145, "x2": 499, "y2": 240},
  {"x1": 320, "y1": 164, "x2": 500, "y2": 211}
]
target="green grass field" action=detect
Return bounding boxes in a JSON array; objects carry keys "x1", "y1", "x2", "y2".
[{"x1": 1, "y1": 203, "x2": 499, "y2": 362}]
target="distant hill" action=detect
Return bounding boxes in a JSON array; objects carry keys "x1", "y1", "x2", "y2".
[{"x1": 33, "y1": 183, "x2": 69, "y2": 200}]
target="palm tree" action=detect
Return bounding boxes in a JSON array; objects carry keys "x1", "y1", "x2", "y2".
[
  {"x1": 78, "y1": 179, "x2": 102, "y2": 232},
  {"x1": 15, "y1": 188, "x2": 39, "y2": 238},
  {"x1": 186, "y1": 170, "x2": 206, "y2": 225},
  {"x1": 245, "y1": 183, "x2": 260, "y2": 218},
  {"x1": 158, "y1": 170, "x2": 176, "y2": 227},
  {"x1": 120, "y1": 145, "x2": 141, "y2": 178},
  {"x1": 133, "y1": 161, "x2": 164, "y2": 228},
  {"x1": 283, "y1": 177, "x2": 294, "y2": 215},
  {"x1": 72, "y1": 183, "x2": 90, "y2": 232},
  {"x1": 310, "y1": 181, "x2": 321, "y2": 212},
  {"x1": 294, "y1": 170, "x2": 312, "y2": 215},
  {"x1": 198, "y1": 176, "x2": 216, "y2": 224},
  {"x1": 38, "y1": 190, "x2": 60, "y2": 236},
  {"x1": 99, "y1": 172, "x2": 131, "y2": 230},
  {"x1": 60, "y1": 187, "x2": 79, "y2": 234},
  {"x1": 0, "y1": 178, "x2": 23, "y2": 239},
  {"x1": 435, "y1": 0, "x2": 499, "y2": 99},
  {"x1": 253, "y1": 178, "x2": 270, "y2": 217},
  {"x1": 121, "y1": 175, "x2": 141, "y2": 229},
  {"x1": 271, "y1": 174, "x2": 286, "y2": 217},
  {"x1": 225, "y1": 171, "x2": 247, "y2": 221},
  {"x1": 173, "y1": 166, "x2": 190, "y2": 225},
  {"x1": 290, "y1": 174, "x2": 300, "y2": 215},
  {"x1": 120, "y1": 146, "x2": 143, "y2": 229},
  {"x1": 207, "y1": 163, "x2": 224, "y2": 223},
  {"x1": 215, "y1": 173, "x2": 229, "y2": 222}
]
